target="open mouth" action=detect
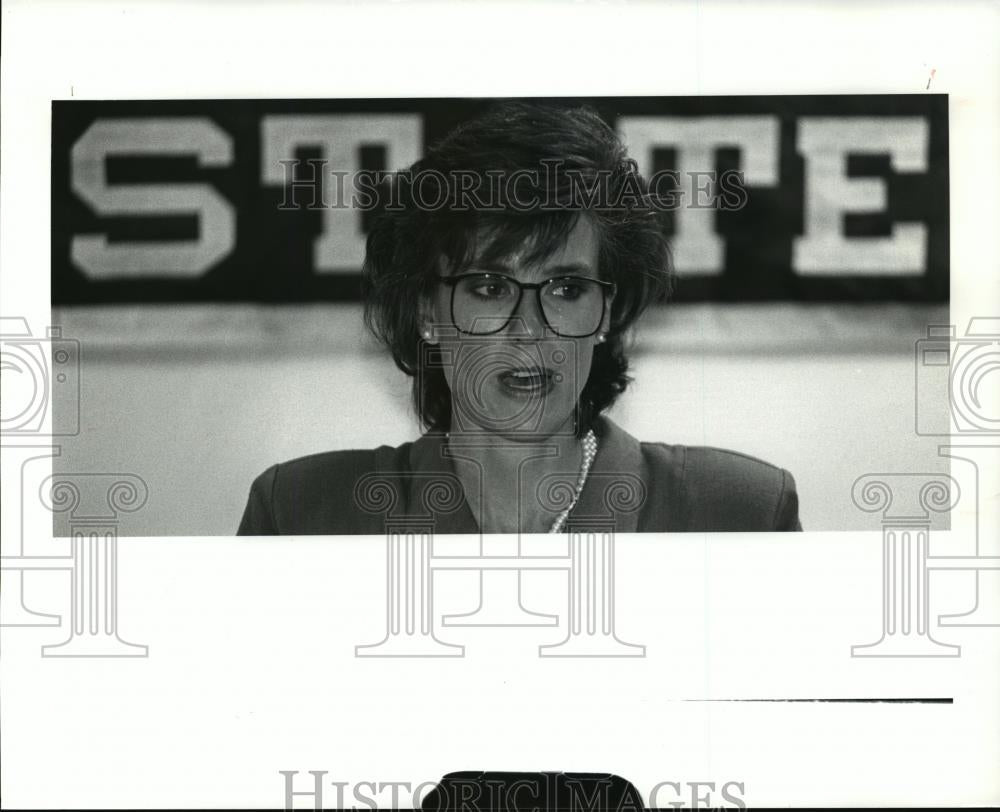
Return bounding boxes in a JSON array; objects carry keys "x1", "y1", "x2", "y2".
[{"x1": 497, "y1": 367, "x2": 555, "y2": 396}]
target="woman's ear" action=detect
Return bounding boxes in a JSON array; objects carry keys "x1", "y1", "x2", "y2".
[{"x1": 595, "y1": 297, "x2": 614, "y2": 345}]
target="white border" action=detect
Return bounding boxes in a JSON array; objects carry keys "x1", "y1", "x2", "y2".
[{"x1": 2, "y1": 1, "x2": 999, "y2": 808}]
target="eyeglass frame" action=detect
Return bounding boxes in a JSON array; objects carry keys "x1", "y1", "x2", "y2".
[{"x1": 436, "y1": 272, "x2": 618, "y2": 338}]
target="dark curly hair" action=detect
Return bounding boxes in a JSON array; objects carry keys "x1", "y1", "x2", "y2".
[{"x1": 362, "y1": 101, "x2": 673, "y2": 436}]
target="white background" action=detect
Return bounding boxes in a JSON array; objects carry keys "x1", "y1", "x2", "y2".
[{"x1": 2, "y1": 0, "x2": 999, "y2": 808}]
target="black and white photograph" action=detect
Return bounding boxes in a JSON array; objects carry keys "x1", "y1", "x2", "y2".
[
  {"x1": 49, "y1": 94, "x2": 949, "y2": 536},
  {"x1": 2, "y1": 1, "x2": 998, "y2": 809}
]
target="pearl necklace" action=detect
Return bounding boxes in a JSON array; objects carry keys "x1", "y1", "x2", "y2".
[
  {"x1": 548, "y1": 428, "x2": 598, "y2": 534},
  {"x1": 443, "y1": 428, "x2": 599, "y2": 534}
]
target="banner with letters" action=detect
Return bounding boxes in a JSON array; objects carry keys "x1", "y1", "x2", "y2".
[{"x1": 52, "y1": 95, "x2": 948, "y2": 304}]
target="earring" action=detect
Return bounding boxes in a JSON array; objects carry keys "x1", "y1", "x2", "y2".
[{"x1": 596, "y1": 333, "x2": 606, "y2": 343}]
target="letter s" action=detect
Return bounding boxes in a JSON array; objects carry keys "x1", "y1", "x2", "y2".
[
  {"x1": 721, "y1": 780, "x2": 746, "y2": 809},
  {"x1": 71, "y1": 117, "x2": 234, "y2": 278}
]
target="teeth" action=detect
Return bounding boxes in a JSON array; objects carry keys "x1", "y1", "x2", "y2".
[{"x1": 501, "y1": 369, "x2": 549, "y2": 390}]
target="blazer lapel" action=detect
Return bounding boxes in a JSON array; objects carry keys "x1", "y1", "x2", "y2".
[
  {"x1": 568, "y1": 417, "x2": 648, "y2": 533},
  {"x1": 406, "y1": 431, "x2": 481, "y2": 533}
]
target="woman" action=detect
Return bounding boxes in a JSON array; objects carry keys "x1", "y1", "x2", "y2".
[{"x1": 237, "y1": 102, "x2": 801, "y2": 534}]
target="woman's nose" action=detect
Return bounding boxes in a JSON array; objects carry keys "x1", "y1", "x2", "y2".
[{"x1": 506, "y1": 289, "x2": 547, "y2": 338}]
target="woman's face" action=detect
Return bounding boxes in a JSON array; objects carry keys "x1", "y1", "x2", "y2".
[{"x1": 423, "y1": 216, "x2": 612, "y2": 441}]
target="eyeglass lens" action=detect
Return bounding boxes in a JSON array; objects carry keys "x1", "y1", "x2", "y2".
[{"x1": 451, "y1": 275, "x2": 607, "y2": 337}]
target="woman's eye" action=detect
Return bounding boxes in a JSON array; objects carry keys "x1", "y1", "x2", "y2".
[
  {"x1": 551, "y1": 283, "x2": 583, "y2": 300},
  {"x1": 472, "y1": 282, "x2": 512, "y2": 299}
]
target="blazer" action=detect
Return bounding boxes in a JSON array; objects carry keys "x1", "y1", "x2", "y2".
[{"x1": 237, "y1": 417, "x2": 801, "y2": 534}]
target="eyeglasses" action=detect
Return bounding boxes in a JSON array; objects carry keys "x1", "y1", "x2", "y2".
[{"x1": 438, "y1": 272, "x2": 616, "y2": 338}]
